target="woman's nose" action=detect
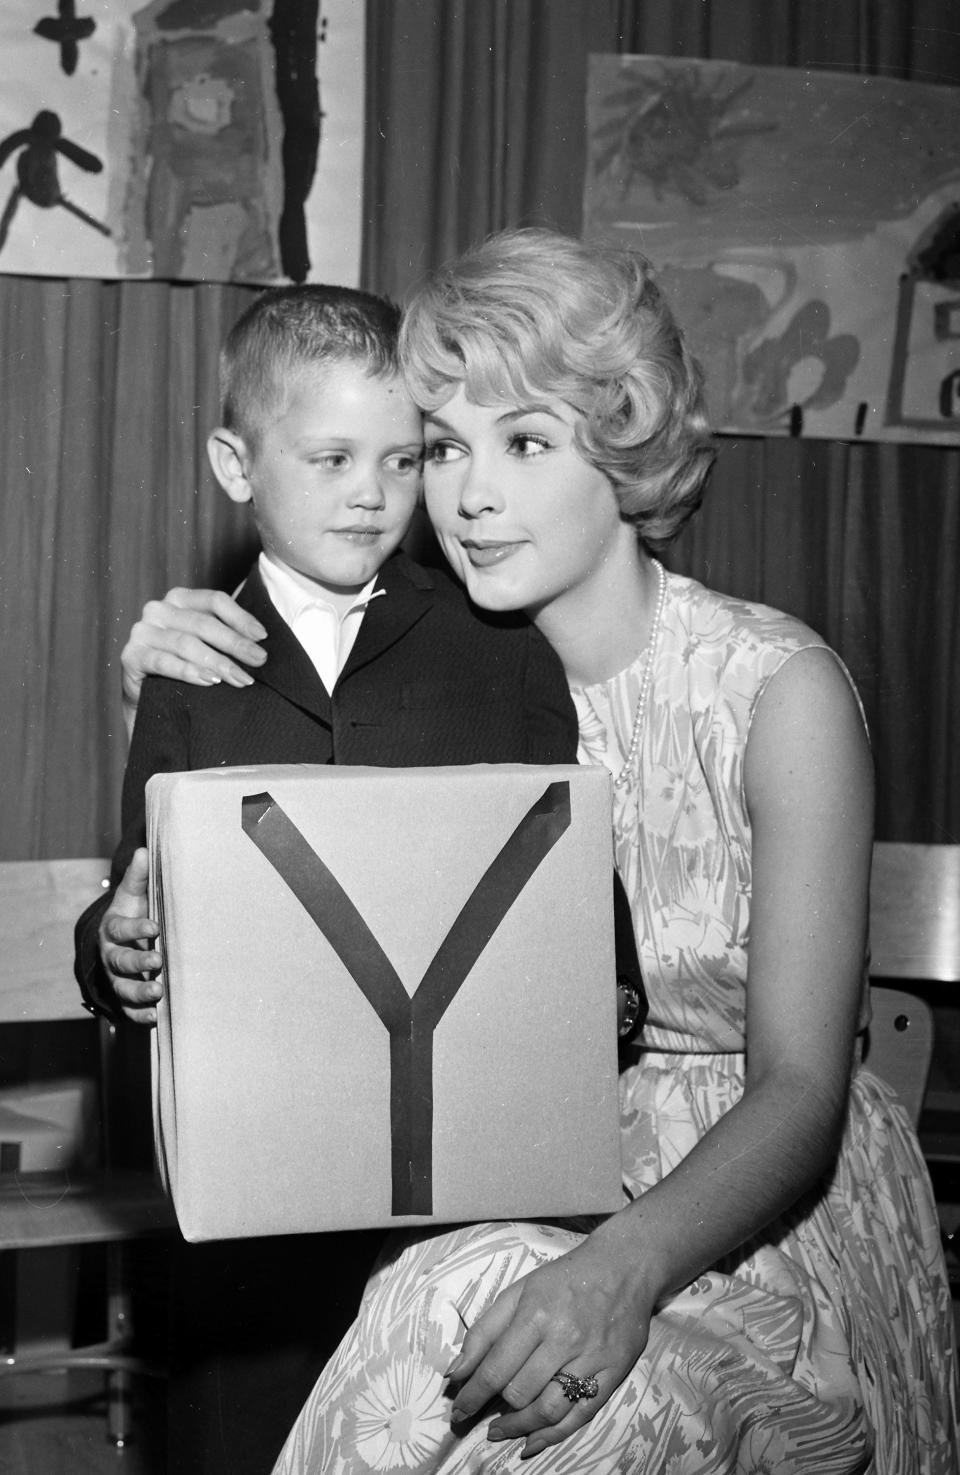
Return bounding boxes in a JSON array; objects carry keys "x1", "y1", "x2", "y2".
[{"x1": 457, "y1": 459, "x2": 501, "y2": 519}]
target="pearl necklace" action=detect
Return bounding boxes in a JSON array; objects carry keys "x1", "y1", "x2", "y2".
[{"x1": 613, "y1": 559, "x2": 666, "y2": 789}]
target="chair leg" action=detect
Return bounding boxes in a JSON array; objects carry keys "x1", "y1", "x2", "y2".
[
  {"x1": 106, "y1": 1240, "x2": 132, "y2": 1446},
  {"x1": 107, "y1": 1366, "x2": 132, "y2": 1447}
]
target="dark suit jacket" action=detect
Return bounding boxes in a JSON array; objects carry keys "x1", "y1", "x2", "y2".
[{"x1": 75, "y1": 552, "x2": 577, "y2": 1013}]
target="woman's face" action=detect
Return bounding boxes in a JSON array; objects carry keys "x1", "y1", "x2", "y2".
[{"x1": 422, "y1": 386, "x2": 631, "y2": 618}]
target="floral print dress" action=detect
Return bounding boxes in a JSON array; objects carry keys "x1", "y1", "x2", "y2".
[{"x1": 272, "y1": 570, "x2": 959, "y2": 1475}]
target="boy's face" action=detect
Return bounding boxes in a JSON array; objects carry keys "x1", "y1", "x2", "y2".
[{"x1": 237, "y1": 363, "x2": 423, "y2": 596}]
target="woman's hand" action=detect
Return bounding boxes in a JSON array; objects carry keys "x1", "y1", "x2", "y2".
[
  {"x1": 121, "y1": 587, "x2": 267, "y2": 730},
  {"x1": 447, "y1": 1224, "x2": 655, "y2": 1458}
]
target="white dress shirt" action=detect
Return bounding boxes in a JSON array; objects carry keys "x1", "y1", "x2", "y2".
[{"x1": 258, "y1": 552, "x2": 385, "y2": 695}]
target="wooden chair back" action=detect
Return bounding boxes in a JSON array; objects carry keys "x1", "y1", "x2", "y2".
[
  {"x1": 864, "y1": 987, "x2": 934, "y2": 1125},
  {"x1": 868, "y1": 844, "x2": 960, "y2": 983},
  {"x1": 865, "y1": 843, "x2": 960, "y2": 1125}
]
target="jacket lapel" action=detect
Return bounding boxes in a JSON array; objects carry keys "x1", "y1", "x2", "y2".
[
  {"x1": 237, "y1": 565, "x2": 333, "y2": 725},
  {"x1": 339, "y1": 553, "x2": 435, "y2": 680}
]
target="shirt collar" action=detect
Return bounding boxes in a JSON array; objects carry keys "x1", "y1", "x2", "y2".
[{"x1": 258, "y1": 551, "x2": 385, "y2": 626}]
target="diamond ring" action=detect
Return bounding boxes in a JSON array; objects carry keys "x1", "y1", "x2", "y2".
[{"x1": 550, "y1": 1371, "x2": 600, "y2": 1402}]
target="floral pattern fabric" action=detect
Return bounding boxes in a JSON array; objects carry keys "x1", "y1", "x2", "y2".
[{"x1": 273, "y1": 572, "x2": 959, "y2": 1475}]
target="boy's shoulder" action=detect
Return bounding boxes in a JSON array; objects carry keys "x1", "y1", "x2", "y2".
[
  {"x1": 382, "y1": 550, "x2": 535, "y2": 636},
  {"x1": 378, "y1": 548, "x2": 462, "y2": 600}
]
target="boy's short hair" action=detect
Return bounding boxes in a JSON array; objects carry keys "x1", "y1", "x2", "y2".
[
  {"x1": 221, "y1": 284, "x2": 402, "y2": 451},
  {"x1": 400, "y1": 228, "x2": 715, "y2": 548}
]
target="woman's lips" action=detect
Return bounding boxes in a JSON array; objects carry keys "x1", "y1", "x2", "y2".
[{"x1": 460, "y1": 540, "x2": 523, "y2": 567}]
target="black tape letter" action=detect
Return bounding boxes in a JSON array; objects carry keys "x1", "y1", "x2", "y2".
[{"x1": 241, "y1": 783, "x2": 570, "y2": 1214}]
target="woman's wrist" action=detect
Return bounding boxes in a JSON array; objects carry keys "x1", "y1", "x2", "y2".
[{"x1": 584, "y1": 1205, "x2": 668, "y2": 1315}]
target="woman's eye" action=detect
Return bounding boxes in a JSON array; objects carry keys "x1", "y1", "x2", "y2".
[
  {"x1": 424, "y1": 440, "x2": 464, "y2": 465},
  {"x1": 509, "y1": 433, "x2": 550, "y2": 458}
]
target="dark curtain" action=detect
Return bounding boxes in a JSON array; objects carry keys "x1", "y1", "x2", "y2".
[
  {"x1": 1, "y1": 0, "x2": 958, "y2": 858},
  {"x1": 0, "y1": 278, "x2": 260, "y2": 858}
]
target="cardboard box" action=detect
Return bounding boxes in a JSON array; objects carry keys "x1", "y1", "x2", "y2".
[{"x1": 147, "y1": 764, "x2": 622, "y2": 1241}]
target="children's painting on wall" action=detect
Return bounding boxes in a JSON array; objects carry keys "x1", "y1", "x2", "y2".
[
  {"x1": 0, "y1": 0, "x2": 364, "y2": 285},
  {"x1": 584, "y1": 56, "x2": 960, "y2": 444}
]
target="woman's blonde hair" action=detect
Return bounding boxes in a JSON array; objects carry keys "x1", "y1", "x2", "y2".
[{"x1": 400, "y1": 228, "x2": 715, "y2": 547}]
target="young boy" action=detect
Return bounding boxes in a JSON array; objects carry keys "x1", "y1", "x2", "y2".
[
  {"x1": 76, "y1": 284, "x2": 576, "y2": 1021},
  {"x1": 73, "y1": 285, "x2": 579, "y2": 1475}
]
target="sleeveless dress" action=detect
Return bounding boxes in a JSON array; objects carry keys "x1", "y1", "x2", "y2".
[{"x1": 272, "y1": 571, "x2": 959, "y2": 1475}]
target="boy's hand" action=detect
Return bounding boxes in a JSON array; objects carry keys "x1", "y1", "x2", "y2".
[
  {"x1": 98, "y1": 850, "x2": 164, "y2": 1025},
  {"x1": 121, "y1": 587, "x2": 267, "y2": 736}
]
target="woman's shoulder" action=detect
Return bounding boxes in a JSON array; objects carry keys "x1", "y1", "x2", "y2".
[
  {"x1": 661, "y1": 570, "x2": 862, "y2": 736},
  {"x1": 666, "y1": 570, "x2": 829, "y2": 667}
]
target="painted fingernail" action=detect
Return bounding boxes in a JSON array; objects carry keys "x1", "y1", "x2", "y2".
[
  {"x1": 225, "y1": 671, "x2": 255, "y2": 688},
  {"x1": 198, "y1": 673, "x2": 222, "y2": 686}
]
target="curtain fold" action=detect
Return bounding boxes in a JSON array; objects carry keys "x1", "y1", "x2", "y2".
[
  {"x1": 1, "y1": 277, "x2": 260, "y2": 857},
  {"x1": 1, "y1": 0, "x2": 957, "y2": 858},
  {"x1": 666, "y1": 436, "x2": 960, "y2": 838}
]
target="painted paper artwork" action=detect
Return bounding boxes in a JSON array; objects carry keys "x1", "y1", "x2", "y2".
[
  {"x1": 0, "y1": 0, "x2": 364, "y2": 285},
  {"x1": 583, "y1": 56, "x2": 960, "y2": 444}
]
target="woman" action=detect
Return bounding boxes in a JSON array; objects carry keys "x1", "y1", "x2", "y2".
[{"x1": 120, "y1": 230, "x2": 957, "y2": 1473}]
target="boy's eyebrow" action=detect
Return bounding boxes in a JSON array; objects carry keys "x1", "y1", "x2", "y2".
[
  {"x1": 424, "y1": 404, "x2": 564, "y2": 430},
  {"x1": 290, "y1": 433, "x2": 424, "y2": 449}
]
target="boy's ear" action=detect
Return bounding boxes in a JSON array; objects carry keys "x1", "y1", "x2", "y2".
[{"x1": 207, "y1": 428, "x2": 253, "y2": 504}]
